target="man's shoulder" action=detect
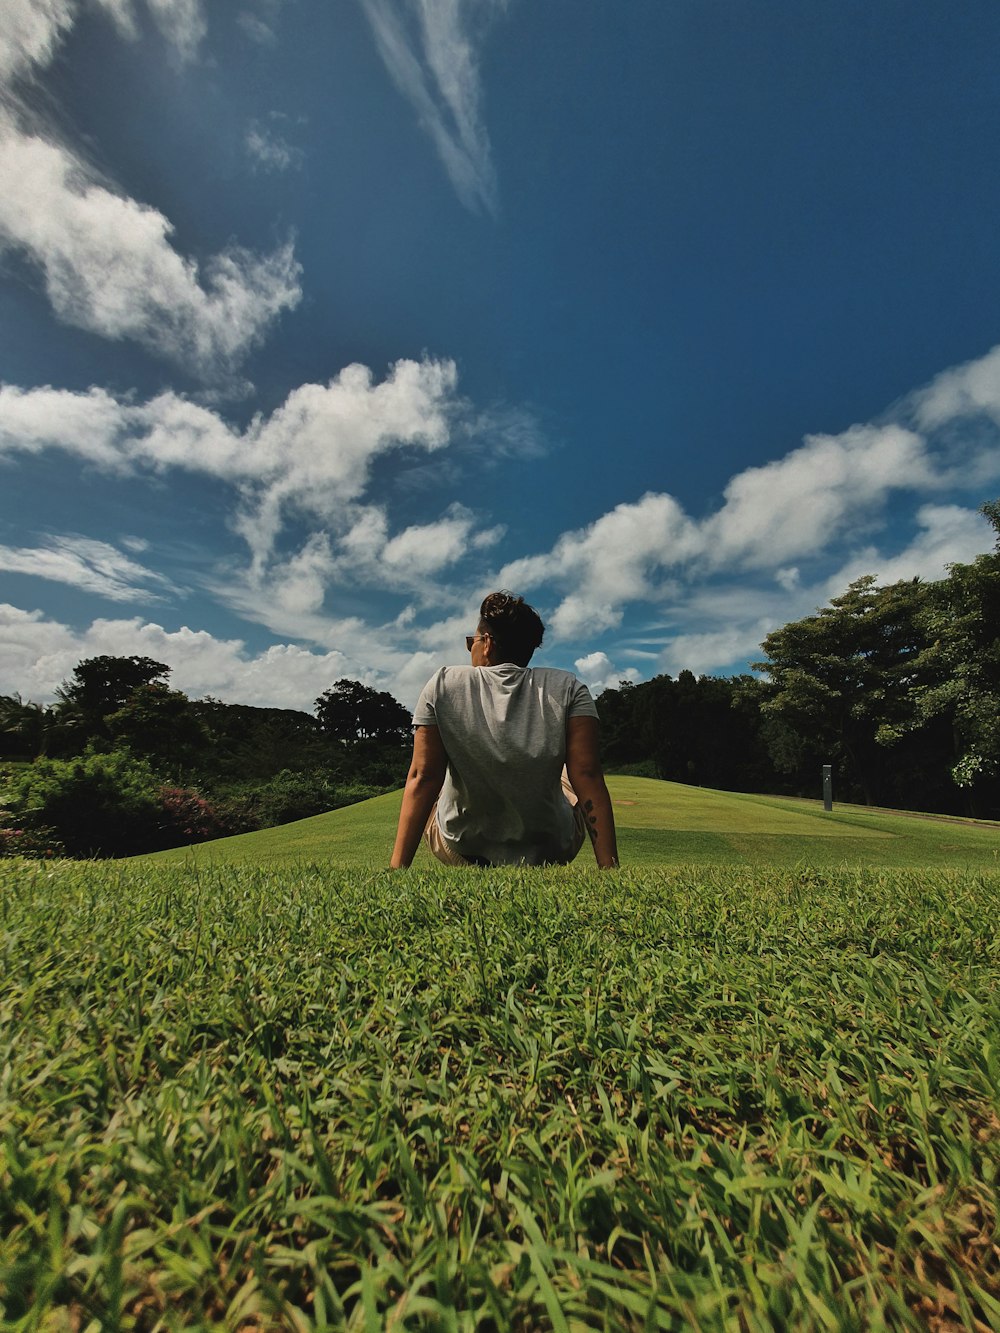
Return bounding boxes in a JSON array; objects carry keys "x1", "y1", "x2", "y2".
[
  {"x1": 530, "y1": 666, "x2": 584, "y2": 688},
  {"x1": 422, "y1": 665, "x2": 477, "y2": 698},
  {"x1": 434, "y1": 665, "x2": 477, "y2": 685}
]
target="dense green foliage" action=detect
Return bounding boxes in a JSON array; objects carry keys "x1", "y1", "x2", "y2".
[
  {"x1": 1, "y1": 665, "x2": 410, "y2": 856},
  {"x1": 315, "y1": 679, "x2": 411, "y2": 744},
  {"x1": 2, "y1": 749, "x2": 188, "y2": 857},
  {"x1": 2, "y1": 856, "x2": 998, "y2": 1327}
]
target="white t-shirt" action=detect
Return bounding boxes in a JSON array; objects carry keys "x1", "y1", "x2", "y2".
[{"x1": 412, "y1": 663, "x2": 598, "y2": 865}]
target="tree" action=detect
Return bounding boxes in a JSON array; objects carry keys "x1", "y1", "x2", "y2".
[
  {"x1": 190, "y1": 701, "x2": 323, "y2": 779},
  {"x1": 315, "y1": 679, "x2": 410, "y2": 744},
  {"x1": 754, "y1": 576, "x2": 930, "y2": 805},
  {"x1": 54, "y1": 656, "x2": 172, "y2": 742},
  {"x1": 594, "y1": 673, "x2": 775, "y2": 793},
  {"x1": 105, "y1": 682, "x2": 207, "y2": 774},
  {"x1": 0, "y1": 694, "x2": 49, "y2": 758},
  {"x1": 896, "y1": 501, "x2": 1000, "y2": 809}
]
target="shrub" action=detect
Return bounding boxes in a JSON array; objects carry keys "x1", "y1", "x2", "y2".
[
  {"x1": 210, "y1": 769, "x2": 344, "y2": 833},
  {"x1": 0, "y1": 823, "x2": 65, "y2": 859},
  {"x1": 157, "y1": 787, "x2": 224, "y2": 847},
  {"x1": 207, "y1": 770, "x2": 390, "y2": 834},
  {"x1": 6, "y1": 748, "x2": 168, "y2": 857}
]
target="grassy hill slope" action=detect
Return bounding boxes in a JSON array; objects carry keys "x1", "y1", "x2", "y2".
[{"x1": 145, "y1": 775, "x2": 1000, "y2": 870}]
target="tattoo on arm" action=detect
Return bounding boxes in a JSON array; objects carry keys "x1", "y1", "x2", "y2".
[{"x1": 584, "y1": 798, "x2": 598, "y2": 844}]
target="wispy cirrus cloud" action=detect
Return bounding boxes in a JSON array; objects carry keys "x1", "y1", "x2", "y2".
[
  {"x1": 360, "y1": 0, "x2": 506, "y2": 215},
  {"x1": 0, "y1": 535, "x2": 173, "y2": 602},
  {"x1": 245, "y1": 116, "x2": 303, "y2": 172},
  {"x1": 0, "y1": 0, "x2": 301, "y2": 380}
]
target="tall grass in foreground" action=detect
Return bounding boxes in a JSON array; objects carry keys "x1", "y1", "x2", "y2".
[{"x1": 2, "y1": 858, "x2": 999, "y2": 1329}]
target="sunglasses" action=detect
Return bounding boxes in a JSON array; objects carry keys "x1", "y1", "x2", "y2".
[{"x1": 465, "y1": 632, "x2": 490, "y2": 652}]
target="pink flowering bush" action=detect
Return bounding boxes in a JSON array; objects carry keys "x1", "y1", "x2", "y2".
[
  {"x1": 0, "y1": 824, "x2": 65, "y2": 859},
  {"x1": 157, "y1": 786, "x2": 223, "y2": 846}
]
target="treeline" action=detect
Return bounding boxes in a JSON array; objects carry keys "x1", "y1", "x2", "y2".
[
  {"x1": 0, "y1": 664, "x2": 412, "y2": 857},
  {"x1": 598, "y1": 501, "x2": 1000, "y2": 819}
]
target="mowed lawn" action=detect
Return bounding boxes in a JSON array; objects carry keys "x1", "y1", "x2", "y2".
[
  {"x1": 3, "y1": 852, "x2": 999, "y2": 1327},
  {"x1": 4, "y1": 780, "x2": 1000, "y2": 1326},
  {"x1": 145, "y1": 775, "x2": 1000, "y2": 871}
]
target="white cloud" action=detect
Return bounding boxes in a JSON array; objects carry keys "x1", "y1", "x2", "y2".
[
  {"x1": 640, "y1": 505, "x2": 994, "y2": 681},
  {"x1": 0, "y1": 359, "x2": 461, "y2": 570},
  {"x1": 265, "y1": 534, "x2": 335, "y2": 616},
  {"x1": 382, "y1": 504, "x2": 500, "y2": 573},
  {"x1": 0, "y1": 1, "x2": 206, "y2": 85},
  {"x1": 0, "y1": 3, "x2": 298, "y2": 379},
  {"x1": 573, "y1": 650, "x2": 640, "y2": 695},
  {"x1": 0, "y1": 602, "x2": 351, "y2": 709},
  {"x1": 0, "y1": 115, "x2": 301, "y2": 378},
  {"x1": 0, "y1": 0, "x2": 76, "y2": 81},
  {"x1": 655, "y1": 624, "x2": 777, "y2": 680},
  {"x1": 360, "y1": 0, "x2": 503, "y2": 215},
  {"x1": 0, "y1": 536, "x2": 170, "y2": 602},
  {"x1": 913, "y1": 344, "x2": 1000, "y2": 431},
  {"x1": 701, "y1": 424, "x2": 937, "y2": 570},
  {"x1": 144, "y1": 0, "x2": 206, "y2": 62},
  {"x1": 775, "y1": 567, "x2": 799, "y2": 591},
  {"x1": 237, "y1": 0, "x2": 284, "y2": 45},
  {"x1": 498, "y1": 417, "x2": 958, "y2": 641},
  {"x1": 500, "y1": 492, "x2": 698, "y2": 637},
  {"x1": 822, "y1": 503, "x2": 992, "y2": 595},
  {"x1": 246, "y1": 120, "x2": 302, "y2": 172},
  {"x1": 0, "y1": 600, "x2": 463, "y2": 711}
]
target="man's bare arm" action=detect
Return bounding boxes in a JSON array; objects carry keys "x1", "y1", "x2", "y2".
[
  {"x1": 565, "y1": 715, "x2": 619, "y2": 869},
  {"x1": 390, "y1": 725, "x2": 448, "y2": 868}
]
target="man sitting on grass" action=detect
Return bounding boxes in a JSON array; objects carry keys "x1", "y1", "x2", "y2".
[{"x1": 390, "y1": 591, "x2": 619, "y2": 869}]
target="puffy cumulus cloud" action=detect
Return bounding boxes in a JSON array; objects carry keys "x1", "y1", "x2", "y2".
[
  {"x1": 573, "y1": 650, "x2": 640, "y2": 695},
  {"x1": 382, "y1": 504, "x2": 501, "y2": 574},
  {"x1": 655, "y1": 624, "x2": 777, "y2": 680},
  {"x1": 0, "y1": 602, "x2": 353, "y2": 710},
  {"x1": 265, "y1": 534, "x2": 335, "y2": 616},
  {"x1": 360, "y1": 0, "x2": 504, "y2": 215},
  {"x1": 701, "y1": 424, "x2": 936, "y2": 570},
  {"x1": 0, "y1": 384, "x2": 137, "y2": 468},
  {"x1": 0, "y1": 2, "x2": 298, "y2": 379},
  {"x1": 0, "y1": 359, "x2": 461, "y2": 566},
  {"x1": 499, "y1": 413, "x2": 962, "y2": 641},
  {"x1": 913, "y1": 343, "x2": 1000, "y2": 431},
  {"x1": 0, "y1": 536, "x2": 172, "y2": 602},
  {"x1": 0, "y1": 599, "x2": 465, "y2": 711},
  {"x1": 640, "y1": 506, "x2": 994, "y2": 682},
  {"x1": 821, "y1": 503, "x2": 993, "y2": 596},
  {"x1": 775, "y1": 567, "x2": 800, "y2": 592},
  {"x1": 500, "y1": 492, "x2": 698, "y2": 638}
]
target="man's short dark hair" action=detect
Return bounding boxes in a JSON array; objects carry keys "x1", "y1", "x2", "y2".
[{"x1": 479, "y1": 590, "x2": 544, "y2": 667}]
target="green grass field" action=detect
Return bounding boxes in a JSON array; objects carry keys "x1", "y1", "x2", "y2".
[
  {"x1": 2, "y1": 779, "x2": 999, "y2": 1328},
  {"x1": 145, "y1": 776, "x2": 1000, "y2": 872}
]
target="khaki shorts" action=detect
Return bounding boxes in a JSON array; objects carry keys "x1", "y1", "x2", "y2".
[{"x1": 425, "y1": 768, "x2": 588, "y2": 867}]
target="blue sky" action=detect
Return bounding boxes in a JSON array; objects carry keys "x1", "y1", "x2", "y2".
[{"x1": 2, "y1": 0, "x2": 1000, "y2": 710}]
